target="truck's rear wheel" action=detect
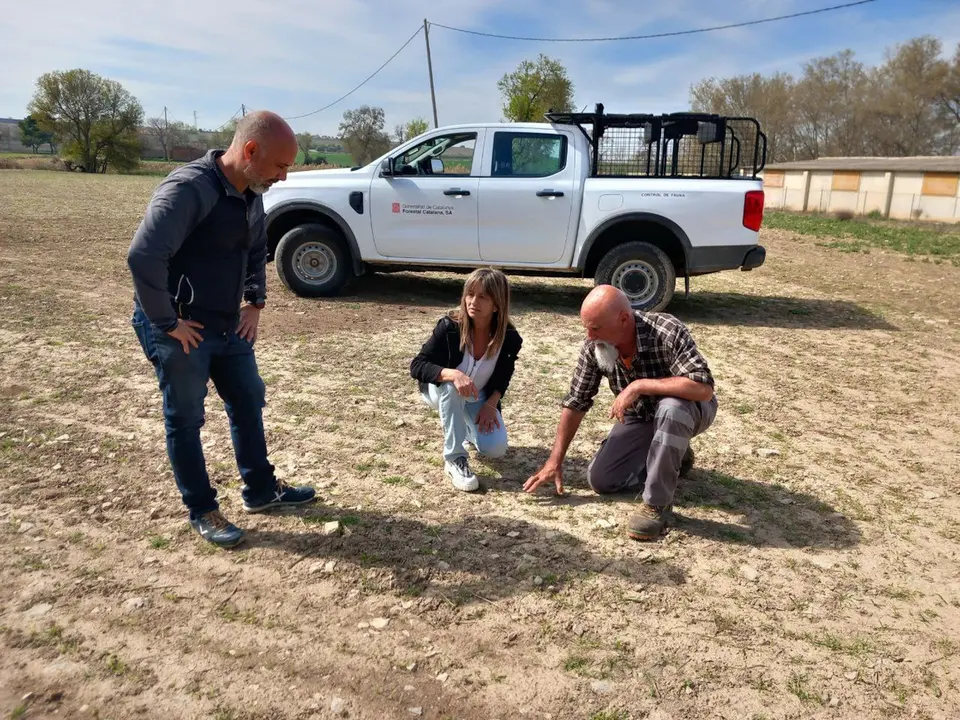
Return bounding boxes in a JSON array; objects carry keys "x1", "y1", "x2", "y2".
[
  {"x1": 275, "y1": 223, "x2": 351, "y2": 297},
  {"x1": 595, "y1": 241, "x2": 676, "y2": 312}
]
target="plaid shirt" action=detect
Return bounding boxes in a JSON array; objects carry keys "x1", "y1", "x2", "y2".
[{"x1": 561, "y1": 312, "x2": 714, "y2": 422}]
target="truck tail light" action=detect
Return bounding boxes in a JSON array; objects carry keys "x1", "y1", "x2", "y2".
[{"x1": 743, "y1": 190, "x2": 765, "y2": 231}]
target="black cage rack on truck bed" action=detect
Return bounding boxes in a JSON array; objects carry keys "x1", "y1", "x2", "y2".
[{"x1": 545, "y1": 103, "x2": 767, "y2": 180}]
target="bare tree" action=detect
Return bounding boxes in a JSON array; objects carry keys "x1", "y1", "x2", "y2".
[
  {"x1": 690, "y1": 72, "x2": 795, "y2": 163},
  {"x1": 938, "y1": 43, "x2": 960, "y2": 124},
  {"x1": 688, "y1": 35, "x2": 960, "y2": 161},
  {"x1": 146, "y1": 116, "x2": 190, "y2": 160}
]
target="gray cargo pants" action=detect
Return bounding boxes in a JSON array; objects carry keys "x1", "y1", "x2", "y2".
[{"x1": 587, "y1": 396, "x2": 718, "y2": 507}]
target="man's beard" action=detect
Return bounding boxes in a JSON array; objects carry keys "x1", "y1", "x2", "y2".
[
  {"x1": 593, "y1": 341, "x2": 619, "y2": 374},
  {"x1": 244, "y1": 168, "x2": 273, "y2": 195}
]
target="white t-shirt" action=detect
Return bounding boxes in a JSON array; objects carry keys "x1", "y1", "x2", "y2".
[{"x1": 456, "y1": 341, "x2": 502, "y2": 401}]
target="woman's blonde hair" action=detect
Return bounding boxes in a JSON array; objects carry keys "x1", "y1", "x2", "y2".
[{"x1": 449, "y1": 268, "x2": 511, "y2": 358}]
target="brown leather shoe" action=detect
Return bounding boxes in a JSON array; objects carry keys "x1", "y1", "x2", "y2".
[{"x1": 627, "y1": 503, "x2": 672, "y2": 541}]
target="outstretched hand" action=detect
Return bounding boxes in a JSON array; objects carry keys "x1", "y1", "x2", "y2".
[{"x1": 523, "y1": 462, "x2": 565, "y2": 496}]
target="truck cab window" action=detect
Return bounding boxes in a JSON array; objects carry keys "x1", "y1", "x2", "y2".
[
  {"x1": 395, "y1": 133, "x2": 477, "y2": 176},
  {"x1": 491, "y1": 133, "x2": 567, "y2": 177}
]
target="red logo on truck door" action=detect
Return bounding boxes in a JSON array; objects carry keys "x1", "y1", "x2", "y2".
[{"x1": 392, "y1": 202, "x2": 401, "y2": 214}]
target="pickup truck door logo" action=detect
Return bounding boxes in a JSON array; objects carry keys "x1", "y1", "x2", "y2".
[{"x1": 392, "y1": 202, "x2": 401, "y2": 214}]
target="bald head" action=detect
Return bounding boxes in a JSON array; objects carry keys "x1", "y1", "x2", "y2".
[
  {"x1": 226, "y1": 110, "x2": 298, "y2": 194},
  {"x1": 581, "y1": 285, "x2": 632, "y2": 322},
  {"x1": 580, "y1": 285, "x2": 636, "y2": 349},
  {"x1": 231, "y1": 110, "x2": 296, "y2": 151}
]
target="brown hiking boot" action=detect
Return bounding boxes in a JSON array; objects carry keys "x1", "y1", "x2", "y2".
[
  {"x1": 627, "y1": 503, "x2": 672, "y2": 541},
  {"x1": 680, "y1": 447, "x2": 694, "y2": 478}
]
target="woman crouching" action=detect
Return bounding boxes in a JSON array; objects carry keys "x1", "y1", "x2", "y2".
[{"x1": 410, "y1": 268, "x2": 523, "y2": 492}]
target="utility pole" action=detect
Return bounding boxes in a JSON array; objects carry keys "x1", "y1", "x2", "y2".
[
  {"x1": 242, "y1": 104, "x2": 247, "y2": 117},
  {"x1": 193, "y1": 110, "x2": 198, "y2": 129},
  {"x1": 163, "y1": 106, "x2": 168, "y2": 128},
  {"x1": 423, "y1": 19, "x2": 439, "y2": 128}
]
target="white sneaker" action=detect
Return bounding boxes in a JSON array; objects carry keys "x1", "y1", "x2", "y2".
[{"x1": 444, "y1": 456, "x2": 479, "y2": 492}]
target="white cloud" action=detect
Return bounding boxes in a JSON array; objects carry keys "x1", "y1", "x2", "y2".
[{"x1": 2, "y1": 0, "x2": 958, "y2": 136}]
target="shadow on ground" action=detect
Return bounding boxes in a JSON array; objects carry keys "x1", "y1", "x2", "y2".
[
  {"x1": 475, "y1": 446, "x2": 860, "y2": 551},
  {"x1": 339, "y1": 272, "x2": 897, "y2": 330},
  {"x1": 670, "y1": 291, "x2": 896, "y2": 331},
  {"x1": 248, "y1": 509, "x2": 685, "y2": 604}
]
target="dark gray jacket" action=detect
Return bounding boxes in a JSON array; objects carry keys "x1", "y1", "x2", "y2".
[{"x1": 127, "y1": 150, "x2": 267, "y2": 335}]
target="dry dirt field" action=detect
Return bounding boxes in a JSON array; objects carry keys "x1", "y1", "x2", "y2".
[{"x1": 1, "y1": 170, "x2": 959, "y2": 720}]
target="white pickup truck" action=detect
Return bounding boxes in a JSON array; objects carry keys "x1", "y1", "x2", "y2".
[{"x1": 262, "y1": 104, "x2": 768, "y2": 311}]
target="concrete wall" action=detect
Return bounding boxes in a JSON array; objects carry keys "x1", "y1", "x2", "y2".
[{"x1": 763, "y1": 167, "x2": 960, "y2": 223}]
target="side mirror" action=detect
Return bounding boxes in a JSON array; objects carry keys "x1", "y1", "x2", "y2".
[
  {"x1": 380, "y1": 158, "x2": 394, "y2": 176},
  {"x1": 430, "y1": 158, "x2": 444, "y2": 174}
]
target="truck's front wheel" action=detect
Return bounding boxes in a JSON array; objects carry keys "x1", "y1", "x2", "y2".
[
  {"x1": 275, "y1": 223, "x2": 351, "y2": 297},
  {"x1": 595, "y1": 241, "x2": 676, "y2": 312}
]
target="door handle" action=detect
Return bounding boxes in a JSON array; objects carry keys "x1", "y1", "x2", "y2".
[
  {"x1": 536, "y1": 190, "x2": 564, "y2": 197},
  {"x1": 443, "y1": 188, "x2": 471, "y2": 197}
]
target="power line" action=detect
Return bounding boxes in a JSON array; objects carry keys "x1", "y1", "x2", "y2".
[
  {"x1": 428, "y1": 0, "x2": 877, "y2": 42},
  {"x1": 213, "y1": 107, "x2": 243, "y2": 132},
  {"x1": 284, "y1": 26, "x2": 424, "y2": 121}
]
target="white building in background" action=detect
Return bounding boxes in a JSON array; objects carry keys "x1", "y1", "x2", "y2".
[{"x1": 761, "y1": 157, "x2": 960, "y2": 223}]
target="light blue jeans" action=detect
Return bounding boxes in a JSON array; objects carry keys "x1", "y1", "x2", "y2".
[{"x1": 421, "y1": 382, "x2": 508, "y2": 462}]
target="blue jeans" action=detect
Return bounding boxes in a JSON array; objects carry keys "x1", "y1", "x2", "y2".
[
  {"x1": 421, "y1": 383, "x2": 508, "y2": 462},
  {"x1": 131, "y1": 303, "x2": 277, "y2": 519}
]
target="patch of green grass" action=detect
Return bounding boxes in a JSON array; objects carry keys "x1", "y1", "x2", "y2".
[
  {"x1": 563, "y1": 654, "x2": 590, "y2": 674},
  {"x1": 787, "y1": 672, "x2": 825, "y2": 705},
  {"x1": 218, "y1": 603, "x2": 259, "y2": 625},
  {"x1": 105, "y1": 653, "x2": 129, "y2": 676},
  {"x1": 340, "y1": 515, "x2": 361, "y2": 526},
  {"x1": 589, "y1": 712, "x2": 629, "y2": 720},
  {"x1": 718, "y1": 528, "x2": 750, "y2": 543},
  {"x1": 10, "y1": 703, "x2": 27, "y2": 719},
  {"x1": 750, "y1": 674, "x2": 775, "y2": 692},
  {"x1": 807, "y1": 631, "x2": 876, "y2": 657},
  {"x1": 148, "y1": 536, "x2": 170, "y2": 550},
  {"x1": 933, "y1": 638, "x2": 959, "y2": 657},
  {"x1": 879, "y1": 586, "x2": 919, "y2": 601},
  {"x1": 766, "y1": 211, "x2": 960, "y2": 260},
  {"x1": 382, "y1": 475, "x2": 409, "y2": 485},
  {"x1": 19, "y1": 555, "x2": 47, "y2": 571}
]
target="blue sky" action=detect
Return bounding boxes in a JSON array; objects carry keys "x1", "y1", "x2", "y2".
[{"x1": 4, "y1": 0, "x2": 960, "y2": 136}]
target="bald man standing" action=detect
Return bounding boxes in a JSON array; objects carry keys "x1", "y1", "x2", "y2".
[
  {"x1": 524, "y1": 286, "x2": 717, "y2": 541},
  {"x1": 128, "y1": 111, "x2": 315, "y2": 548}
]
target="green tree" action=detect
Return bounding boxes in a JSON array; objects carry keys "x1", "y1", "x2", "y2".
[
  {"x1": 338, "y1": 105, "x2": 391, "y2": 165},
  {"x1": 28, "y1": 69, "x2": 142, "y2": 172},
  {"x1": 497, "y1": 54, "x2": 575, "y2": 122},
  {"x1": 18, "y1": 116, "x2": 54, "y2": 153},
  {"x1": 296, "y1": 131, "x2": 314, "y2": 160},
  {"x1": 403, "y1": 117, "x2": 430, "y2": 142}
]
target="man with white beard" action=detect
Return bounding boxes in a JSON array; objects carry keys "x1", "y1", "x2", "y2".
[{"x1": 524, "y1": 286, "x2": 717, "y2": 541}]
